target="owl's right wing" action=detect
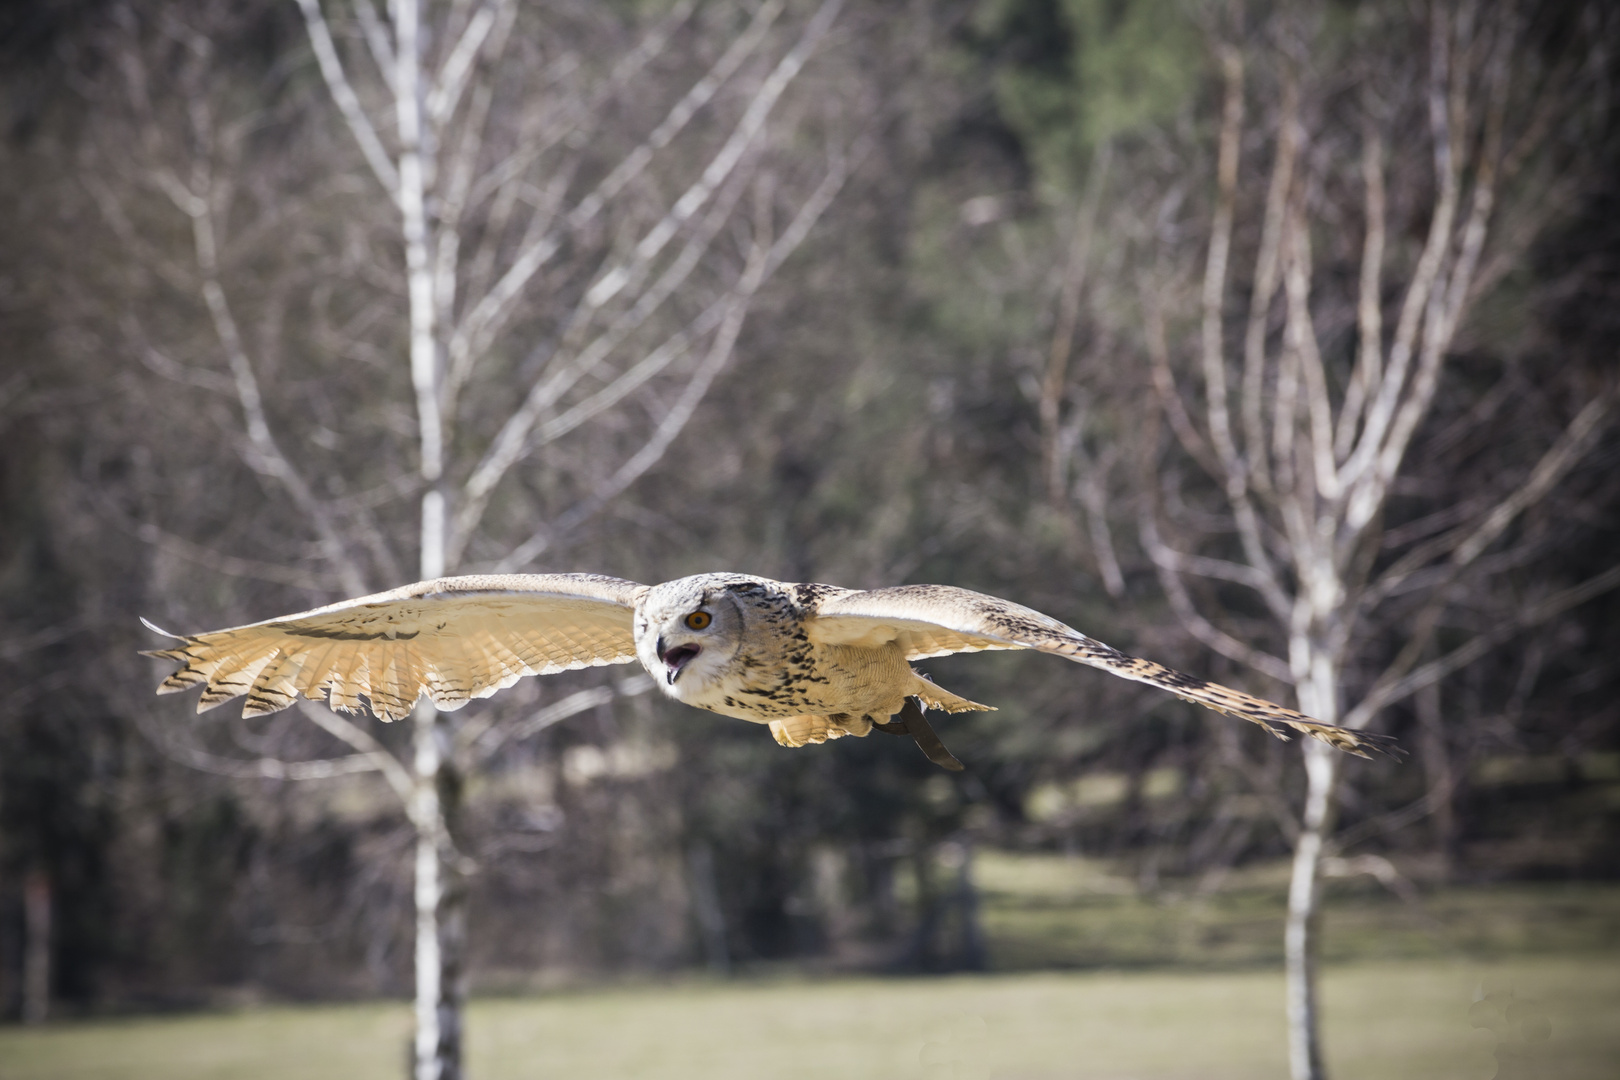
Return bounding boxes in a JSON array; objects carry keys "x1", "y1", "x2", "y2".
[
  {"x1": 807, "y1": 584, "x2": 1401, "y2": 760},
  {"x1": 143, "y1": 573, "x2": 649, "y2": 721}
]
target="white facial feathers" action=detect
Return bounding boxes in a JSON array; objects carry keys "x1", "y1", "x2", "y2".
[{"x1": 634, "y1": 574, "x2": 750, "y2": 701}]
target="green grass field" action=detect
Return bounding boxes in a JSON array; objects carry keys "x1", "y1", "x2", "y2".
[
  {"x1": 7, "y1": 859, "x2": 1618, "y2": 1078},
  {"x1": 3, "y1": 955, "x2": 1617, "y2": 1079}
]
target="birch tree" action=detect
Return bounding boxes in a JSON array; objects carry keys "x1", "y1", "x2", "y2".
[
  {"x1": 1136, "y1": 5, "x2": 1617, "y2": 1076},
  {"x1": 89, "y1": 1, "x2": 853, "y2": 1074}
]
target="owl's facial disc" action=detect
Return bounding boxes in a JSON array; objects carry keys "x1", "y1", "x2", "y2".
[{"x1": 635, "y1": 581, "x2": 744, "y2": 703}]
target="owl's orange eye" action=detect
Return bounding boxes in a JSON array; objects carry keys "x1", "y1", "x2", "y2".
[{"x1": 684, "y1": 611, "x2": 712, "y2": 630}]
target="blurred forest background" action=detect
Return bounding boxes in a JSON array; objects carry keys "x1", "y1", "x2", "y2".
[{"x1": 1, "y1": 0, "x2": 1618, "y2": 1033}]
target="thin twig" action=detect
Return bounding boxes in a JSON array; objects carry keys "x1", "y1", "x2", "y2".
[
  {"x1": 447, "y1": 0, "x2": 794, "y2": 375},
  {"x1": 296, "y1": 699, "x2": 416, "y2": 805},
  {"x1": 1344, "y1": 562, "x2": 1620, "y2": 728},
  {"x1": 164, "y1": 157, "x2": 369, "y2": 595},
  {"x1": 1139, "y1": 509, "x2": 1293, "y2": 683},
  {"x1": 294, "y1": 0, "x2": 400, "y2": 197},
  {"x1": 1242, "y1": 75, "x2": 1299, "y2": 495},
  {"x1": 477, "y1": 138, "x2": 860, "y2": 570}
]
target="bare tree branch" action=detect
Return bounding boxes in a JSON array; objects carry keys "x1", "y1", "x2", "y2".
[
  {"x1": 0, "y1": 619, "x2": 87, "y2": 662},
  {"x1": 1142, "y1": 276, "x2": 1218, "y2": 476},
  {"x1": 1367, "y1": 386, "x2": 1615, "y2": 604},
  {"x1": 459, "y1": 0, "x2": 700, "y2": 212},
  {"x1": 1211, "y1": 720, "x2": 1302, "y2": 842},
  {"x1": 466, "y1": 674, "x2": 654, "y2": 764},
  {"x1": 428, "y1": 3, "x2": 517, "y2": 368},
  {"x1": 1069, "y1": 422, "x2": 1126, "y2": 598},
  {"x1": 130, "y1": 330, "x2": 236, "y2": 395},
  {"x1": 566, "y1": 0, "x2": 786, "y2": 240},
  {"x1": 1357, "y1": 19, "x2": 1512, "y2": 537},
  {"x1": 1179, "y1": 45, "x2": 1293, "y2": 613},
  {"x1": 494, "y1": 233, "x2": 773, "y2": 571},
  {"x1": 1242, "y1": 75, "x2": 1299, "y2": 496},
  {"x1": 581, "y1": 2, "x2": 832, "y2": 313},
  {"x1": 350, "y1": 0, "x2": 396, "y2": 83},
  {"x1": 171, "y1": 746, "x2": 387, "y2": 781},
  {"x1": 1041, "y1": 142, "x2": 1112, "y2": 502},
  {"x1": 448, "y1": 151, "x2": 762, "y2": 560},
  {"x1": 1200, "y1": 45, "x2": 1244, "y2": 481},
  {"x1": 445, "y1": 0, "x2": 794, "y2": 378},
  {"x1": 296, "y1": 699, "x2": 415, "y2": 805},
  {"x1": 1451, "y1": 396, "x2": 1611, "y2": 564},
  {"x1": 294, "y1": 0, "x2": 401, "y2": 197},
  {"x1": 1139, "y1": 509, "x2": 1293, "y2": 682},
  {"x1": 1344, "y1": 562, "x2": 1620, "y2": 728},
  {"x1": 161, "y1": 159, "x2": 369, "y2": 596},
  {"x1": 426, "y1": 0, "x2": 507, "y2": 130},
  {"x1": 136, "y1": 706, "x2": 392, "y2": 785},
  {"x1": 1339, "y1": 10, "x2": 1463, "y2": 513},
  {"x1": 1334, "y1": 122, "x2": 1386, "y2": 460},
  {"x1": 1280, "y1": 218, "x2": 1340, "y2": 508},
  {"x1": 466, "y1": 137, "x2": 860, "y2": 569},
  {"x1": 136, "y1": 521, "x2": 341, "y2": 590}
]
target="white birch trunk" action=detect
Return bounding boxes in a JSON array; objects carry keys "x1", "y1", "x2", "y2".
[
  {"x1": 393, "y1": 2, "x2": 461, "y2": 1073},
  {"x1": 411, "y1": 697, "x2": 465, "y2": 1080},
  {"x1": 1284, "y1": 639, "x2": 1340, "y2": 1080},
  {"x1": 1284, "y1": 739, "x2": 1336, "y2": 1080}
]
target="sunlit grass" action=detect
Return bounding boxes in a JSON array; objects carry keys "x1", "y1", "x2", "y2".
[{"x1": 3, "y1": 955, "x2": 1617, "y2": 1079}]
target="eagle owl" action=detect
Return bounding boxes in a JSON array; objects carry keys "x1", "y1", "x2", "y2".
[{"x1": 144, "y1": 572, "x2": 1399, "y2": 768}]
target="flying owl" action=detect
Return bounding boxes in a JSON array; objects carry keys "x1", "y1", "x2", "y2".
[{"x1": 143, "y1": 572, "x2": 1399, "y2": 769}]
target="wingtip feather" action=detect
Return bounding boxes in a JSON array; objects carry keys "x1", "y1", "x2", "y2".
[
  {"x1": 140, "y1": 616, "x2": 184, "y2": 640},
  {"x1": 1341, "y1": 728, "x2": 1406, "y2": 762}
]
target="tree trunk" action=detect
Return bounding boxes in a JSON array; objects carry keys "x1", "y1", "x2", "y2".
[
  {"x1": 1416, "y1": 675, "x2": 1455, "y2": 876},
  {"x1": 412, "y1": 700, "x2": 466, "y2": 1080},
  {"x1": 392, "y1": 0, "x2": 460, "y2": 1069},
  {"x1": 1285, "y1": 647, "x2": 1341, "y2": 1080},
  {"x1": 411, "y1": 476, "x2": 458, "y2": 1080},
  {"x1": 1285, "y1": 739, "x2": 1339, "y2": 1080},
  {"x1": 952, "y1": 840, "x2": 987, "y2": 972},
  {"x1": 22, "y1": 866, "x2": 50, "y2": 1025},
  {"x1": 687, "y1": 844, "x2": 730, "y2": 974}
]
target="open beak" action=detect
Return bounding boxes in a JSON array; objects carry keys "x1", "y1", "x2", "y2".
[{"x1": 656, "y1": 637, "x2": 701, "y2": 685}]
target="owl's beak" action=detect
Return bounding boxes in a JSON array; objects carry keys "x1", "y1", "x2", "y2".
[{"x1": 656, "y1": 637, "x2": 701, "y2": 684}]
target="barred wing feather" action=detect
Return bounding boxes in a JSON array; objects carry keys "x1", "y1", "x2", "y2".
[
  {"x1": 143, "y1": 574, "x2": 648, "y2": 721},
  {"x1": 809, "y1": 584, "x2": 1401, "y2": 760}
]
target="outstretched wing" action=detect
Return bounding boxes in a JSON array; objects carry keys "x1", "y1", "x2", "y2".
[
  {"x1": 144, "y1": 574, "x2": 648, "y2": 721},
  {"x1": 807, "y1": 584, "x2": 1400, "y2": 760}
]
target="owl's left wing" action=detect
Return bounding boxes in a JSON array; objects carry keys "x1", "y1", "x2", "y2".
[
  {"x1": 144, "y1": 573, "x2": 648, "y2": 721},
  {"x1": 807, "y1": 584, "x2": 1400, "y2": 760}
]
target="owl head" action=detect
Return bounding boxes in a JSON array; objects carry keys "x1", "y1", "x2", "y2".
[{"x1": 634, "y1": 573, "x2": 757, "y2": 702}]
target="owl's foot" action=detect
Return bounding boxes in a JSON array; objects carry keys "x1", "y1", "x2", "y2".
[
  {"x1": 769, "y1": 713, "x2": 873, "y2": 747},
  {"x1": 875, "y1": 697, "x2": 965, "y2": 771},
  {"x1": 769, "y1": 715, "x2": 827, "y2": 746}
]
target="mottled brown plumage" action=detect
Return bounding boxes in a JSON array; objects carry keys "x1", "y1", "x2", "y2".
[{"x1": 144, "y1": 572, "x2": 1401, "y2": 764}]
